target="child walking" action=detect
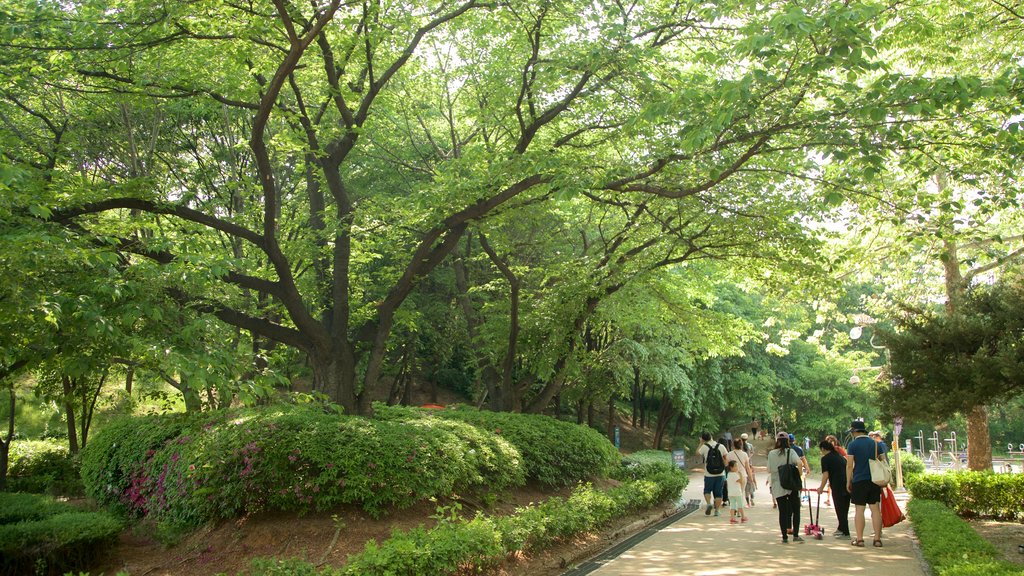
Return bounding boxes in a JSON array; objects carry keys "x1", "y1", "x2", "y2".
[{"x1": 727, "y1": 461, "x2": 748, "y2": 524}]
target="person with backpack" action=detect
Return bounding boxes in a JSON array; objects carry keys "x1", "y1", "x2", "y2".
[
  {"x1": 768, "y1": 431, "x2": 804, "y2": 543},
  {"x1": 698, "y1": 432, "x2": 729, "y2": 516}
]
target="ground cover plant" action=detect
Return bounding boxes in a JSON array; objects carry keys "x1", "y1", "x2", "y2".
[
  {"x1": 907, "y1": 471, "x2": 1024, "y2": 520},
  {"x1": 238, "y1": 456, "x2": 688, "y2": 575},
  {"x1": 907, "y1": 498, "x2": 1024, "y2": 575},
  {"x1": 0, "y1": 492, "x2": 122, "y2": 575}
]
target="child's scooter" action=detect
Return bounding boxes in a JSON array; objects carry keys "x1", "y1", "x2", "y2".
[{"x1": 803, "y1": 489, "x2": 824, "y2": 539}]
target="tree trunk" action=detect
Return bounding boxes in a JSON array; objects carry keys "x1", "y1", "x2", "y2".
[
  {"x1": 639, "y1": 383, "x2": 648, "y2": 429},
  {"x1": 966, "y1": 405, "x2": 993, "y2": 471},
  {"x1": 0, "y1": 387, "x2": 14, "y2": 491},
  {"x1": 125, "y1": 365, "x2": 134, "y2": 395},
  {"x1": 576, "y1": 400, "x2": 585, "y2": 425},
  {"x1": 606, "y1": 396, "x2": 616, "y2": 443},
  {"x1": 652, "y1": 393, "x2": 674, "y2": 449},
  {"x1": 62, "y1": 376, "x2": 80, "y2": 456},
  {"x1": 587, "y1": 401, "x2": 595, "y2": 428},
  {"x1": 479, "y1": 233, "x2": 521, "y2": 413},
  {"x1": 631, "y1": 367, "x2": 640, "y2": 427},
  {"x1": 310, "y1": 349, "x2": 362, "y2": 416}
]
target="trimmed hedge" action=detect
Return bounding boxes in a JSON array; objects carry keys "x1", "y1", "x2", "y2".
[
  {"x1": 0, "y1": 492, "x2": 122, "y2": 575},
  {"x1": 434, "y1": 406, "x2": 621, "y2": 487},
  {"x1": 81, "y1": 404, "x2": 527, "y2": 535},
  {"x1": 907, "y1": 471, "x2": 1024, "y2": 519},
  {"x1": 907, "y1": 498, "x2": 1024, "y2": 575},
  {"x1": 239, "y1": 461, "x2": 687, "y2": 576},
  {"x1": 7, "y1": 439, "x2": 83, "y2": 495},
  {"x1": 0, "y1": 492, "x2": 76, "y2": 524}
]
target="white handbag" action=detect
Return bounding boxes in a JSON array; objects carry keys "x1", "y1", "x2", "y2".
[{"x1": 869, "y1": 440, "x2": 892, "y2": 487}]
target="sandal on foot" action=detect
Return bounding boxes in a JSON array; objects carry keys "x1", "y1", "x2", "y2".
[
  {"x1": 851, "y1": 539, "x2": 865, "y2": 547},
  {"x1": 873, "y1": 539, "x2": 883, "y2": 547}
]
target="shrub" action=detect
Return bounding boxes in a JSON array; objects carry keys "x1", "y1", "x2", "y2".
[
  {"x1": 907, "y1": 471, "x2": 1024, "y2": 519},
  {"x1": 7, "y1": 439, "x2": 82, "y2": 495},
  {"x1": 82, "y1": 403, "x2": 526, "y2": 536},
  {"x1": 437, "y1": 407, "x2": 621, "y2": 486},
  {"x1": 342, "y1": 516, "x2": 504, "y2": 575},
  {"x1": 0, "y1": 492, "x2": 76, "y2": 525},
  {"x1": 80, "y1": 412, "x2": 192, "y2": 515},
  {"x1": 907, "y1": 498, "x2": 1023, "y2": 575},
  {"x1": 894, "y1": 450, "x2": 926, "y2": 482},
  {"x1": 0, "y1": 493, "x2": 123, "y2": 575},
  {"x1": 613, "y1": 450, "x2": 678, "y2": 481},
  {"x1": 235, "y1": 468, "x2": 686, "y2": 575}
]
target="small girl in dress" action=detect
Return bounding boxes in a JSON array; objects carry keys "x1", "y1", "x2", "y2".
[{"x1": 727, "y1": 460, "x2": 748, "y2": 524}]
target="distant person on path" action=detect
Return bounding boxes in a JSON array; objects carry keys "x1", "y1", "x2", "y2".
[
  {"x1": 847, "y1": 420, "x2": 889, "y2": 547},
  {"x1": 825, "y1": 434, "x2": 847, "y2": 457},
  {"x1": 869, "y1": 431, "x2": 890, "y2": 463},
  {"x1": 815, "y1": 440, "x2": 850, "y2": 538},
  {"x1": 789, "y1": 433, "x2": 812, "y2": 477},
  {"x1": 740, "y1": 432, "x2": 753, "y2": 455},
  {"x1": 728, "y1": 438, "x2": 756, "y2": 507},
  {"x1": 726, "y1": 461, "x2": 748, "y2": 523},
  {"x1": 698, "y1": 432, "x2": 729, "y2": 517},
  {"x1": 768, "y1": 432, "x2": 804, "y2": 543}
]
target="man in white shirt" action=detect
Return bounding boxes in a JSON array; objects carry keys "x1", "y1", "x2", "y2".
[{"x1": 698, "y1": 431, "x2": 729, "y2": 516}]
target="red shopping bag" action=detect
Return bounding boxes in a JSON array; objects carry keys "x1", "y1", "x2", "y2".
[{"x1": 881, "y1": 486, "x2": 904, "y2": 527}]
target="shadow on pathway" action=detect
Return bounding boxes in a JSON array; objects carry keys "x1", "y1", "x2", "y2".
[{"x1": 566, "y1": 467, "x2": 925, "y2": 576}]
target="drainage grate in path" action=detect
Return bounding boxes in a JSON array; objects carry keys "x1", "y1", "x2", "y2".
[{"x1": 560, "y1": 499, "x2": 703, "y2": 576}]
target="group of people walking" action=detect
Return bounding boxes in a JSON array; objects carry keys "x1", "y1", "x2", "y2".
[{"x1": 699, "y1": 420, "x2": 890, "y2": 546}]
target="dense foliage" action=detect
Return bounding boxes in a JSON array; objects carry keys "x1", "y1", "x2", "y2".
[
  {"x1": 434, "y1": 406, "x2": 621, "y2": 486},
  {"x1": 883, "y1": 275, "x2": 1024, "y2": 422},
  {"x1": 907, "y1": 499, "x2": 1024, "y2": 576},
  {"x1": 907, "y1": 471, "x2": 1024, "y2": 520},
  {"x1": 0, "y1": 492, "x2": 122, "y2": 575},
  {"x1": 243, "y1": 459, "x2": 687, "y2": 575},
  {"x1": 6, "y1": 439, "x2": 81, "y2": 495},
  {"x1": 81, "y1": 403, "x2": 626, "y2": 538}
]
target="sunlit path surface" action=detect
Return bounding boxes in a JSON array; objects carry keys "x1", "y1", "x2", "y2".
[{"x1": 570, "y1": 468, "x2": 926, "y2": 576}]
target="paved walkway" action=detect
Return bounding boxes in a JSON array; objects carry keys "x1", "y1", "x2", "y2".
[{"x1": 575, "y1": 468, "x2": 926, "y2": 576}]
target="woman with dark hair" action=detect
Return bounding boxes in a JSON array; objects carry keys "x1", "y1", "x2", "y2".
[
  {"x1": 825, "y1": 434, "x2": 847, "y2": 457},
  {"x1": 767, "y1": 432, "x2": 804, "y2": 543}
]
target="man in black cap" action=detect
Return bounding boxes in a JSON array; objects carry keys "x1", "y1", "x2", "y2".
[{"x1": 846, "y1": 420, "x2": 888, "y2": 547}]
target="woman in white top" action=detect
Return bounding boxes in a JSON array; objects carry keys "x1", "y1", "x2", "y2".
[
  {"x1": 767, "y1": 432, "x2": 804, "y2": 543},
  {"x1": 727, "y1": 441, "x2": 756, "y2": 506}
]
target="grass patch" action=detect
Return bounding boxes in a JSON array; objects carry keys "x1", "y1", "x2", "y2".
[{"x1": 907, "y1": 498, "x2": 1023, "y2": 575}]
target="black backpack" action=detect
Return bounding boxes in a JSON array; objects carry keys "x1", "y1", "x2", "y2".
[{"x1": 705, "y1": 442, "x2": 725, "y2": 474}]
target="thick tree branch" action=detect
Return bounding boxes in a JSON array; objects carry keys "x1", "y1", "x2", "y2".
[{"x1": 51, "y1": 197, "x2": 268, "y2": 251}]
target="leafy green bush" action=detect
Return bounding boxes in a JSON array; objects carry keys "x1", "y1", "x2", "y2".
[
  {"x1": 82, "y1": 403, "x2": 525, "y2": 536},
  {"x1": 7, "y1": 439, "x2": 83, "y2": 495},
  {"x1": 894, "y1": 450, "x2": 926, "y2": 481},
  {"x1": 80, "y1": 411, "x2": 192, "y2": 515},
  {"x1": 907, "y1": 498, "x2": 1023, "y2": 575},
  {"x1": 907, "y1": 471, "x2": 1024, "y2": 519},
  {"x1": 437, "y1": 407, "x2": 621, "y2": 486},
  {"x1": 0, "y1": 492, "x2": 77, "y2": 524},
  {"x1": 613, "y1": 450, "x2": 677, "y2": 481},
  {"x1": 234, "y1": 470, "x2": 685, "y2": 575},
  {"x1": 0, "y1": 493, "x2": 122, "y2": 575}
]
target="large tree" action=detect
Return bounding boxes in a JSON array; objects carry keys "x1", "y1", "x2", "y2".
[
  {"x1": 6, "y1": 0, "x2": 1013, "y2": 416},
  {"x1": 882, "y1": 273, "x2": 1024, "y2": 460}
]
